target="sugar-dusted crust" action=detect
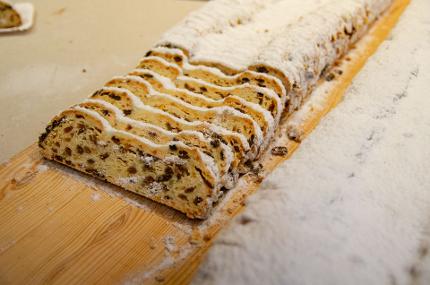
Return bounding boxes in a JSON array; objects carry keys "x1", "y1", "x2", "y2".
[{"x1": 39, "y1": 0, "x2": 393, "y2": 218}]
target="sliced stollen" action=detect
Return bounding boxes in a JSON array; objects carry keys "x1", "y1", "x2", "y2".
[
  {"x1": 145, "y1": 46, "x2": 287, "y2": 102},
  {"x1": 77, "y1": 100, "x2": 238, "y2": 190},
  {"x1": 89, "y1": 86, "x2": 253, "y2": 169},
  {"x1": 38, "y1": 108, "x2": 220, "y2": 218},
  {"x1": 250, "y1": 0, "x2": 393, "y2": 110},
  {"x1": 39, "y1": 0, "x2": 394, "y2": 218},
  {"x1": 157, "y1": 0, "x2": 392, "y2": 110},
  {"x1": 94, "y1": 85, "x2": 264, "y2": 153},
  {"x1": 125, "y1": 70, "x2": 277, "y2": 148}
]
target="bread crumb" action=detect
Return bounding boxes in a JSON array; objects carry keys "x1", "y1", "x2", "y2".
[
  {"x1": 91, "y1": 192, "x2": 101, "y2": 202},
  {"x1": 163, "y1": 236, "x2": 176, "y2": 253}
]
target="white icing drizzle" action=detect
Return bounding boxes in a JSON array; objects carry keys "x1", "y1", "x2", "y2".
[
  {"x1": 81, "y1": 98, "x2": 235, "y2": 184},
  {"x1": 94, "y1": 85, "x2": 251, "y2": 153},
  {"x1": 127, "y1": 71, "x2": 276, "y2": 138},
  {"x1": 176, "y1": 75, "x2": 282, "y2": 119},
  {"x1": 144, "y1": 47, "x2": 288, "y2": 102},
  {"x1": 102, "y1": 82, "x2": 264, "y2": 149},
  {"x1": 138, "y1": 56, "x2": 182, "y2": 74},
  {"x1": 71, "y1": 106, "x2": 220, "y2": 186},
  {"x1": 183, "y1": 63, "x2": 287, "y2": 101}
]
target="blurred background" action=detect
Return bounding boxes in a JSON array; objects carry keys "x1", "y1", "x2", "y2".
[{"x1": 0, "y1": 0, "x2": 204, "y2": 162}]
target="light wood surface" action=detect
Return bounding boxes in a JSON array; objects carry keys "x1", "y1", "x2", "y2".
[{"x1": 0, "y1": 0, "x2": 409, "y2": 284}]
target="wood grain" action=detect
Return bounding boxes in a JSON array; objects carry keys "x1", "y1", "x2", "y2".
[{"x1": 0, "y1": 1, "x2": 410, "y2": 284}]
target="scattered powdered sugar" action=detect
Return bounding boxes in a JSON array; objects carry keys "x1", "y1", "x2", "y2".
[
  {"x1": 192, "y1": 0, "x2": 430, "y2": 284},
  {"x1": 163, "y1": 236, "x2": 177, "y2": 253},
  {"x1": 117, "y1": 176, "x2": 140, "y2": 186},
  {"x1": 0, "y1": 240, "x2": 16, "y2": 254},
  {"x1": 123, "y1": 242, "x2": 195, "y2": 285},
  {"x1": 42, "y1": 160, "x2": 150, "y2": 210},
  {"x1": 171, "y1": 222, "x2": 193, "y2": 235},
  {"x1": 163, "y1": 156, "x2": 186, "y2": 165},
  {"x1": 90, "y1": 192, "x2": 102, "y2": 202},
  {"x1": 36, "y1": 164, "x2": 49, "y2": 173}
]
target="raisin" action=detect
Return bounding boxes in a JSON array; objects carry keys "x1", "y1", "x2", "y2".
[
  {"x1": 102, "y1": 109, "x2": 109, "y2": 116},
  {"x1": 169, "y1": 144, "x2": 178, "y2": 151},
  {"x1": 143, "y1": 176, "x2": 155, "y2": 185},
  {"x1": 126, "y1": 125, "x2": 133, "y2": 131},
  {"x1": 100, "y1": 153, "x2": 109, "y2": 160},
  {"x1": 176, "y1": 164, "x2": 189, "y2": 177},
  {"x1": 269, "y1": 102, "x2": 275, "y2": 113},
  {"x1": 54, "y1": 155, "x2": 63, "y2": 162},
  {"x1": 89, "y1": 134, "x2": 97, "y2": 144},
  {"x1": 76, "y1": 114, "x2": 84, "y2": 119},
  {"x1": 325, "y1": 73, "x2": 335, "y2": 81},
  {"x1": 193, "y1": 196, "x2": 203, "y2": 205},
  {"x1": 76, "y1": 145, "x2": 84, "y2": 154},
  {"x1": 102, "y1": 91, "x2": 121, "y2": 100},
  {"x1": 178, "y1": 150, "x2": 189, "y2": 159},
  {"x1": 178, "y1": 194, "x2": 188, "y2": 201},
  {"x1": 256, "y1": 66, "x2": 268, "y2": 73},
  {"x1": 157, "y1": 167, "x2": 173, "y2": 182},
  {"x1": 199, "y1": 86, "x2": 207, "y2": 92},
  {"x1": 320, "y1": 64, "x2": 329, "y2": 76},
  {"x1": 210, "y1": 139, "x2": 220, "y2": 148},
  {"x1": 185, "y1": 187, "x2": 195, "y2": 193},
  {"x1": 239, "y1": 216, "x2": 254, "y2": 225},
  {"x1": 64, "y1": 147, "x2": 72, "y2": 156},
  {"x1": 112, "y1": 136, "x2": 120, "y2": 144},
  {"x1": 166, "y1": 123, "x2": 172, "y2": 131},
  {"x1": 123, "y1": 109, "x2": 132, "y2": 115},
  {"x1": 38, "y1": 117, "x2": 65, "y2": 147},
  {"x1": 127, "y1": 166, "x2": 137, "y2": 174},
  {"x1": 64, "y1": 126, "x2": 73, "y2": 133},
  {"x1": 173, "y1": 56, "x2": 182, "y2": 62},
  {"x1": 271, "y1": 146, "x2": 288, "y2": 156},
  {"x1": 87, "y1": 159, "x2": 95, "y2": 164},
  {"x1": 145, "y1": 51, "x2": 152, "y2": 56},
  {"x1": 77, "y1": 123, "x2": 86, "y2": 134},
  {"x1": 241, "y1": 77, "x2": 250, "y2": 83}
]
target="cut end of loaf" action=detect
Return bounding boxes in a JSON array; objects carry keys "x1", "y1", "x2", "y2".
[{"x1": 38, "y1": 110, "x2": 219, "y2": 219}]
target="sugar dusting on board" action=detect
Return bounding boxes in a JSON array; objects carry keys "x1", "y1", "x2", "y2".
[
  {"x1": 90, "y1": 192, "x2": 102, "y2": 202},
  {"x1": 192, "y1": 0, "x2": 430, "y2": 284},
  {"x1": 43, "y1": 160, "x2": 150, "y2": 211}
]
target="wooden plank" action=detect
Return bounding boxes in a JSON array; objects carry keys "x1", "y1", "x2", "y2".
[{"x1": 0, "y1": 1, "x2": 410, "y2": 284}]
